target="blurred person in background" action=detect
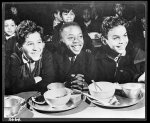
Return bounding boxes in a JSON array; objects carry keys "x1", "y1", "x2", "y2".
[
  {"x1": 4, "y1": 11, "x2": 18, "y2": 90},
  {"x1": 52, "y1": 9, "x2": 63, "y2": 30},
  {"x1": 79, "y1": 5, "x2": 101, "y2": 34}
]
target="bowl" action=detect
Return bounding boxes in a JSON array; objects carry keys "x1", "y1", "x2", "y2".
[
  {"x1": 47, "y1": 82, "x2": 65, "y2": 90},
  {"x1": 122, "y1": 83, "x2": 143, "y2": 98},
  {"x1": 44, "y1": 88, "x2": 71, "y2": 107},
  {"x1": 88, "y1": 81, "x2": 116, "y2": 99},
  {"x1": 70, "y1": 91, "x2": 82, "y2": 103},
  {"x1": 4, "y1": 96, "x2": 22, "y2": 117}
]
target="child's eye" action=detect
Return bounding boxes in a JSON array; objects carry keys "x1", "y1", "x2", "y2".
[
  {"x1": 68, "y1": 37, "x2": 74, "y2": 40},
  {"x1": 70, "y1": 13, "x2": 74, "y2": 16},
  {"x1": 79, "y1": 35, "x2": 83, "y2": 38},
  {"x1": 38, "y1": 41, "x2": 42, "y2": 44},
  {"x1": 113, "y1": 37, "x2": 119, "y2": 40},
  {"x1": 63, "y1": 13, "x2": 68, "y2": 15},
  {"x1": 27, "y1": 43, "x2": 34, "y2": 46},
  {"x1": 124, "y1": 34, "x2": 128, "y2": 37}
]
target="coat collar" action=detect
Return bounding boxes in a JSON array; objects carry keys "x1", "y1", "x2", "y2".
[
  {"x1": 5, "y1": 33, "x2": 16, "y2": 40},
  {"x1": 95, "y1": 45, "x2": 121, "y2": 61},
  {"x1": 57, "y1": 44, "x2": 84, "y2": 65}
]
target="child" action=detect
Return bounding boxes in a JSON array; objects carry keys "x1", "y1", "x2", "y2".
[
  {"x1": 93, "y1": 16, "x2": 144, "y2": 83},
  {"x1": 5, "y1": 20, "x2": 55, "y2": 95},
  {"x1": 4, "y1": 13, "x2": 18, "y2": 57},
  {"x1": 79, "y1": 6, "x2": 101, "y2": 34},
  {"x1": 4, "y1": 12, "x2": 18, "y2": 89},
  {"x1": 53, "y1": 22, "x2": 95, "y2": 90},
  {"x1": 52, "y1": 9, "x2": 63, "y2": 30}
]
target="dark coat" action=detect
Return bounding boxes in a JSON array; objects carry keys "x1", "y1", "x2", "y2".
[
  {"x1": 5, "y1": 36, "x2": 18, "y2": 75},
  {"x1": 78, "y1": 20, "x2": 101, "y2": 34},
  {"x1": 93, "y1": 43, "x2": 138, "y2": 84},
  {"x1": 5, "y1": 48, "x2": 55, "y2": 95},
  {"x1": 53, "y1": 45, "x2": 95, "y2": 84}
]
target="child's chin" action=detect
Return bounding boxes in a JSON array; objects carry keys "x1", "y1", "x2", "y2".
[
  {"x1": 32, "y1": 57, "x2": 41, "y2": 61},
  {"x1": 73, "y1": 51, "x2": 80, "y2": 55},
  {"x1": 118, "y1": 50, "x2": 125, "y2": 54},
  {"x1": 7, "y1": 33, "x2": 14, "y2": 36}
]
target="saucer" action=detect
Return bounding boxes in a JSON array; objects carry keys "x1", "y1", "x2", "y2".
[
  {"x1": 87, "y1": 91, "x2": 144, "y2": 108},
  {"x1": 27, "y1": 94, "x2": 85, "y2": 113}
]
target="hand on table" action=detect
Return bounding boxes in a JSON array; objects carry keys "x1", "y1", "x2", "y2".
[
  {"x1": 34, "y1": 76, "x2": 42, "y2": 83},
  {"x1": 86, "y1": 49, "x2": 91, "y2": 53},
  {"x1": 138, "y1": 72, "x2": 145, "y2": 82},
  {"x1": 64, "y1": 74, "x2": 88, "y2": 91}
]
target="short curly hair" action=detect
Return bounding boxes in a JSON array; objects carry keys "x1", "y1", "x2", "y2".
[
  {"x1": 59, "y1": 22, "x2": 81, "y2": 39},
  {"x1": 16, "y1": 20, "x2": 44, "y2": 47},
  {"x1": 101, "y1": 16, "x2": 128, "y2": 39}
]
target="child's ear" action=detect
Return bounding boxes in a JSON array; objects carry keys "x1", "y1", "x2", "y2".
[
  {"x1": 60, "y1": 37, "x2": 63, "y2": 42},
  {"x1": 101, "y1": 36, "x2": 107, "y2": 45},
  {"x1": 16, "y1": 43, "x2": 22, "y2": 51},
  {"x1": 42, "y1": 42, "x2": 45, "y2": 48},
  {"x1": 15, "y1": 25, "x2": 17, "y2": 30}
]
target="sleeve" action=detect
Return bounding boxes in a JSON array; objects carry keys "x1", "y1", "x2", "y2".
[
  {"x1": 8, "y1": 54, "x2": 36, "y2": 94},
  {"x1": 117, "y1": 66, "x2": 136, "y2": 83},
  {"x1": 49, "y1": 29, "x2": 59, "y2": 53},
  {"x1": 84, "y1": 52, "x2": 97, "y2": 85},
  {"x1": 116, "y1": 57, "x2": 138, "y2": 83},
  {"x1": 37, "y1": 49, "x2": 56, "y2": 92}
]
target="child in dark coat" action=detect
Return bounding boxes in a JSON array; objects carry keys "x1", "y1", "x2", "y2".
[
  {"x1": 53, "y1": 22, "x2": 95, "y2": 90},
  {"x1": 93, "y1": 16, "x2": 145, "y2": 83},
  {"x1": 4, "y1": 12, "x2": 18, "y2": 90},
  {"x1": 5, "y1": 20, "x2": 55, "y2": 95}
]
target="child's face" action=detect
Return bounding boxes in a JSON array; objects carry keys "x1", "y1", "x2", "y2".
[
  {"x1": 82, "y1": 9, "x2": 91, "y2": 22},
  {"x1": 4, "y1": 19, "x2": 17, "y2": 36},
  {"x1": 22, "y1": 32, "x2": 45, "y2": 61},
  {"x1": 11, "y1": 7, "x2": 18, "y2": 15},
  {"x1": 62, "y1": 10, "x2": 75, "y2": 23},
  {"x1": 61, "y1": 26, "x2": 84, "y2": 55},
  {"x1": 105, "y1": 25, "x2": 128, "y2": 54}
]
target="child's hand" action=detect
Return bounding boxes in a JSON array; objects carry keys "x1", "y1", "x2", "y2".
[
  {"x1": 65, "y1": 74, "x2": 88, "y2": 90},
  {"x1": 138, "y1": 72, "x2": 145, "y2": 82},
  {"x1": 86, "y1": 49, "x2": 91, "y2": 53},
  {"x1": 34, "y1": 76, "x2": 42, "y2": 83},
  {"x1": 95, "y1": 33, "x2": 101, "y2": 39}
]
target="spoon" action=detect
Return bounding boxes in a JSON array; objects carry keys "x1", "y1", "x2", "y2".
[
  {"x1": 91, "y1": 80, "x2": 102, "y2": 91},
  {"x1": 73, "y1": 89, "x2": 110, "y2": 106}
]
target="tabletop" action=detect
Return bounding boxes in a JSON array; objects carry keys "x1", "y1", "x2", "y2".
[{"x1": 3, "y1": 84, "x2": 146, "y2": 121}]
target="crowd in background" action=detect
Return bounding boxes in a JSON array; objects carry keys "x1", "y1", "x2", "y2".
[{"x1": 3, "y1": 2, "x2": 146, "y2": 95}]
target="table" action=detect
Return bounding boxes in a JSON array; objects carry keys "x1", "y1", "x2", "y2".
[{"x1": 3, "y1": 84, "x2": 146, "y2": 121}]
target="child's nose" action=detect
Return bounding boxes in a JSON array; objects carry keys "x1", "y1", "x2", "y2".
[{"x1": 33, "y1": 44, "x2": 39, "y2": 50}]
